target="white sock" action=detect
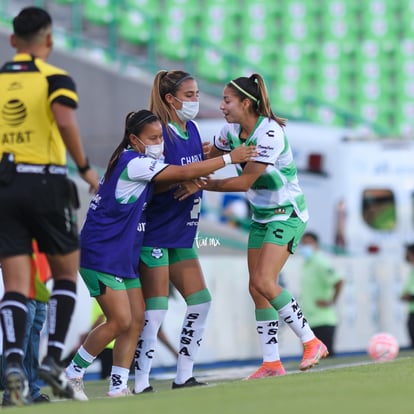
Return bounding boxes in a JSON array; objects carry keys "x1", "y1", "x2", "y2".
[
  {"x1": 134, "y1": 309, "x2": 166, "y2": 393},
  {"x1": 65, "y1": 345, "x2": 95, "y2": 379},
  {"x1": 256, "y1": 319, "x2": 280, "y2": 362},
  {"x1": 175, "y1": 301, "x2": 211, "y2": 384},
  {"x1": 109, "y1": 366, "x2": 130, "y2": 393},
  {"x1": 277, "y1": 298, "x2": 315, "y2": 343}
]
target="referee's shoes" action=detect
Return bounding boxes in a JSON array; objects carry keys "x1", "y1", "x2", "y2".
[{"x1": 39, "y1": 356, "x2": 74, "y2": 399}]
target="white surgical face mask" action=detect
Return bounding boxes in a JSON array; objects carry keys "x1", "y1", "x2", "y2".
[
  {"x1": 299, "y1": 245, "x2": 315, "y2": 260},
  {"x1": 174, "y1": 97, "x2": 199, "y2": 122},
  {"x1": 138, "y1": 138, "x2": 164, "y2": 159}
]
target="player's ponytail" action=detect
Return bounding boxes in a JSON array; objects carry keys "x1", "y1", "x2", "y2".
[
  {"x1": 149, "y1": 70, "x2": 194, "y2": 139},
  {"x1": 250, "y1": 74, "x2": 286, "y2": 128}
]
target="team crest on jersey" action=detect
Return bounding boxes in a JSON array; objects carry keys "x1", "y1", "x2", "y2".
[
  {"x1": 151, "y1": 248, "x2": 163, "y2": 259},
  {"x1": 217, "y1": 136, "x2": 228, "y2": 147}
]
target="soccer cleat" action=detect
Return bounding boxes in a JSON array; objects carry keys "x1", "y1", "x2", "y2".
[
  {"x1": 132, "y1": 385, "x2": 154, "y2": 394},
  {"x1": 245, "y1": 361, "x2": 286, "y2": 380},
  {"x1": 33, "y1": 393, "x2": 50, "y2": 403},
  {"x1": 4, "y1": 363, "x2": 31, "y2": 406},
  {"x1": 107, "y1": 388, "x2": 131, "y2": 398},
  {"x1": 172, "y1": 377, "x2": 207, "y2": 389},
  {"x1": 300, "y1": 337, "x2": 329, "y2": 371},
  {"x1": 38, "y1": 356, "x2": 74, "y2": 399},
  {"x1": 68, "y1": 377, "x2": 89, "y2": 401}
]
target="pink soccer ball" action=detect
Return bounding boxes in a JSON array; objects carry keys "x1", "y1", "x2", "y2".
[{"x1": 367, "y1": 333, "x2": 399, "y2": 362}]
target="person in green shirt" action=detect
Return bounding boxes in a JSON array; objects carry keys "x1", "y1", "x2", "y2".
[
  {"x1": 400, "y1": 243, "x2": 414, "y2": 349},
  {"x1": 299, "y1": 232, "x2": 344, "y2": 356}
]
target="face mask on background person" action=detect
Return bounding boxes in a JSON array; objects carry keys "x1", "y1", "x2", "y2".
[
  {"x1": 174, "y1": 97, "x2": 199, "y2": 122},
  {"x1": 138, "y1": 139, "x2": 164, "y2": 159},
  {"x1": 299, "y1": 245, "x2": 315, "y2": 260}
]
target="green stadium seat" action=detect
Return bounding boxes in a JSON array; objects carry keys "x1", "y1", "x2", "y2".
[
  {"x1": 316, "y1": 1, "x2": 362, "y2": 45},
  {"x1": 239, "y1": 2, "x2": 278, "y2": 67},
  {"x1": 123, "y1": 0, "x2": 159, "y2": 18},
  {"x1": 279, "y1": 1, "x2": 323, "y2": 43},
  {"x1": 83, "y1": 0, "x2": 117, "y2": 25},
  {"x1": 194, "y1": 46, "x2": 232, "y2": 83},
  {"x1": 118, "y1": 9, "x2": 153, "y2": 45},
  {"x1": 16, "y1": 0, "x2": 405, "y2": 134},
  {"x1": 199, "y1": 0, "x2": 238, "y2": 55},
  {"x1": 156, "y1": 0, "x2": 198, "y2": 60},
  {"x1": 399, "y1": 100, "x2": 414, "y2": 134},
  {"x1": 239, "y1": 45, "x2": 276, "y2": 76}
]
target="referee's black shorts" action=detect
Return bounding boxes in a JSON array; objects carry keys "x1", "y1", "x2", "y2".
[{"x1": 0, "y1": 173, "x2": 80, "y2": 258}]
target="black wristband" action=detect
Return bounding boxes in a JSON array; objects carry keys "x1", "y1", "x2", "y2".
[{"x1": 77, "y1": 158, "x2": 90, "y2": 174}]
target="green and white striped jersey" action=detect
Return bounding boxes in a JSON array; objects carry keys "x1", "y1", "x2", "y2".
[{"x1": 214, "y1": 116, "x2": 309, "y2": 224}]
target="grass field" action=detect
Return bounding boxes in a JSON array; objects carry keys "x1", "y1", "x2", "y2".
[{"x1": 5, "y1": 351, "x2": 414, "y2": 414}]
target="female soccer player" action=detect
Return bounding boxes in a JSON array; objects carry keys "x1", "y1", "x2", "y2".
[
  {"x1": 176, "y1": 73, "x2": 328, "y2": 379},
  {"x1": 133, "y1": 70, "x2": 214, "y2": 394},
  {"x1": 64, "y1": 109, "x2": 255, "y2": 399}
]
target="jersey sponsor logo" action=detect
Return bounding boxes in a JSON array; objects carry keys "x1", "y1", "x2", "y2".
[
  {"x1": 258, "y1": 145, "x2": 274, "y2": 150},
  {"x1": 16, "y1": 164, "x2": 45, "y2": 174},
  {"x1": 151, "y1": 248, "x2": 163, "y2": 259},
  {"x1": 272, "y1": 228, "x2": 284, "y2": 239},
  {"x1": 265, "y1": 129, "x2": 275, "y2": 137},
  {"x1": 48, "y1": 165, "x2": 68, "y2": 175},
  {"x1": 180, "y1": 153, "x2": 202, "y2": 165},
  {"x1": 1, "y1": 130, "x2": 33, "y2": 145},
  {"x1": 257, "y1": 143, "x2": 273, "y2": 158},
  {"x1": 2, "y1": 99, "x2": 27, "y2": 126},
  {"x1": 8, "y1": 82, "x2": 22, "y2": 91},
  {"x1": 149, "y1": 159, "x2": 158, "y2": 172},
  {"x1": 90, "y1": 193, "x2": 101, "y2": 210},
  {"x1": 2, "y1": 99, "x2": 33, "y2": 145},
  {"x1": 190, "y1": 197, "x2": 201, "y2": 219},
  {"x1": 178, "y1": 312, "x2": 200, "y2": 357}
]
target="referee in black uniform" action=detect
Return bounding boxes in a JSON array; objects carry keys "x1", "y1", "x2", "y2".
[{"x1": 0, "y1": 6, "x2": 99, "y2": 405}]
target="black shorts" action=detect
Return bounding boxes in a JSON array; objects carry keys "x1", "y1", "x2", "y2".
[{"x1": 0, "y1": 173, "x2": 80, "y2": 257}]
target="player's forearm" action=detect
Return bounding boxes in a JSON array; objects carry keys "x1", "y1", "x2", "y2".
[{"x1": 204, "y1": 177, "x2": 251, "y2": 192}]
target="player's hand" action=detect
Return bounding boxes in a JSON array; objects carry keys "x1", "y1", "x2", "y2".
[
  {"x1": 202, "y1": 141, "x2": 212, "y2": 159},
  {"x1": 228, "y1": 143, "x2": 257, "y2": 164},
  {"x1": 81, "y1": 168, "x2": 99, "y2": 194},
  {"x1": 173, "y1": 179, "x2": 206, "y2": 201}
]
